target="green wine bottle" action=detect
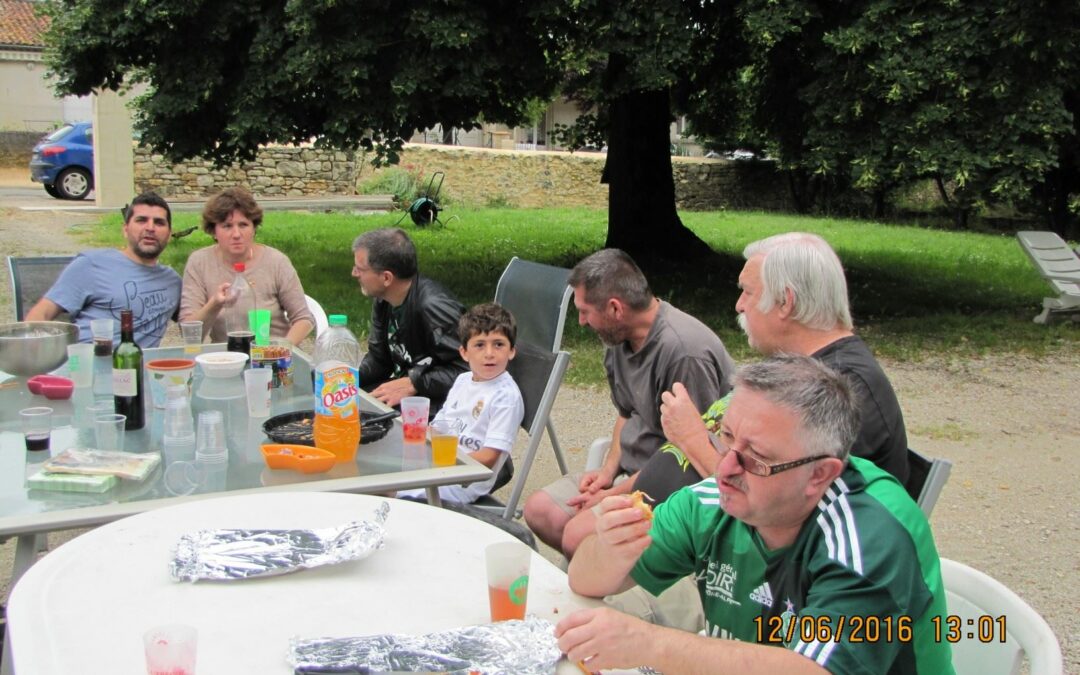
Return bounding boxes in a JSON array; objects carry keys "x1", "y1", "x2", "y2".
[{"x1": 112, "y1": 309, "x2": 145, "y2": 430}]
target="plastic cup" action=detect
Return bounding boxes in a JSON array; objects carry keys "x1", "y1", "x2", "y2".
[
  {"x1": 94, "y1": 413, "x2": 126, "y2": 451},
  {"x1": 180, "y1": 321, "x2": 204, "y2": 356},
  {"x1": 485, "y1": 541, "x2": 531, "y2": 622},
  {"x1": 243, "y1": 367, "x2": 272, "y2": 417},
  {"x1": 429, "y1": 418, "x2": 462, "y2": 467},
  {"x1": 66, "y1": 343, "x2": 95, "y2": 388},
  {"x1": 400, "y1": 396, "x2": 430, "y2": 444},
  {"x1": 20, "y1": 407, "x2": 53, "y2": 452},
  {"x1": 146, "y1": 359, "x2": 196, "y2": 409},
  {"x1": 90, "y1": 318, "x2": 114, "y2": 356},
  {"x1": 143, "y1": 623, "x2": 197, "y2": 675},
  {"x1": 196, "y1": 410, "x2": 226, "y2": 454},
  {"x1": 248, "y1": 309, "x2": 271, "y2": 347}
]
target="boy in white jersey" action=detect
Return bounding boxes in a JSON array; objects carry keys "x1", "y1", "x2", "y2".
[{"x1": 397, "y1": 303, "x2": 525, "y2": 504}]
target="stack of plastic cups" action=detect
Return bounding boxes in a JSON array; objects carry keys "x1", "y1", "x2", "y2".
[
  {"x1": 163, "y1": 386, "x2": 196, "y2": 465},
  {"x1": 195, "y1": 410, "x2": 228, "y2": 492}
]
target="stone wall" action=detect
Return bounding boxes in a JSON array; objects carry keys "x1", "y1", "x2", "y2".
[
  {"x1": 99, "y1": 142, "x2": 792, "y2": 210},
  {"x1": 363, "y1": 145, "x2": 794, "y2": 211},
  {"x1": 0, "y1": 131, "x2": 42, "y2": 166},
  {"x1": 672, "y1": 157, "x2": 794, "y2": 211},
  {"x1": 133, "y1": 146, "x2": 359, "y2": 198}
]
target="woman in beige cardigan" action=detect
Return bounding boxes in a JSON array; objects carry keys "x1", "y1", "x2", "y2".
[{"x1": 179, "y1": 187, "x2": 314, "y2": 346}]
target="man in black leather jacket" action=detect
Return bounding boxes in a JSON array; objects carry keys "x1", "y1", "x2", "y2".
[{"x1": 352, "y1": 228, "x2": 468, "y2": 408}]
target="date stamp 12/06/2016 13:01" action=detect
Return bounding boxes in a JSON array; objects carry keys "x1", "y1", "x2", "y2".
[{"x1": 754, "y1": 614, "x2": 1007, "y2": 645}]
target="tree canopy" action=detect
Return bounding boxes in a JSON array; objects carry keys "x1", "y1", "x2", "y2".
[
  {"x1": 44, "y1": 0, "x2": 1080, "y2": 245},
  {"x1": 44, "y1": 0, "x2": 559, "y2": 165}
]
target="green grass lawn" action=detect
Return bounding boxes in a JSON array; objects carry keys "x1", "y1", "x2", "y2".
[{"x1": 83, "y1": 207, "x2": 1078, "y2": 386}]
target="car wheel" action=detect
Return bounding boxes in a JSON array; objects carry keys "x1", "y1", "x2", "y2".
[
  {"x1": 43, "y1": 183, "x2": 62, "y2": 199},
  {"x1": 56, "y1": 168, "x2": 92, "y2": 200}
]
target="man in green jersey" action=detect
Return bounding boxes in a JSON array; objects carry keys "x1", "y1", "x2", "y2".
[{"x1": 556, "y1": 355, "x2": 953, "y2": 675}]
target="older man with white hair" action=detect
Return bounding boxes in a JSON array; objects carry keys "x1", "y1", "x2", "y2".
[{"x1": 660, "y1": 232, "x2": 910, "y2": 488}]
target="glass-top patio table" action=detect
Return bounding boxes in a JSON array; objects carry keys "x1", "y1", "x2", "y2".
[{"x1": 0, "y1": 344, "x2": 491, "y2": 588}]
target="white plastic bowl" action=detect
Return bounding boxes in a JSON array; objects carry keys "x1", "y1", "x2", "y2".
[{"x1": 195, "y1": 351, "x2": 249, "y2": 379}]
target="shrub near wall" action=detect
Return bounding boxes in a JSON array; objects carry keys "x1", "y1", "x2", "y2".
[
  {"x1": 134, "y1": 146, "x2": 359, "y2": 198},
  {"x1": 362, "y1": 145, "x2": 610, "y2": 208}
]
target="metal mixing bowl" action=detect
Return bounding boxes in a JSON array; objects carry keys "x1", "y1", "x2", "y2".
[{"x1": 0, "y1": 321, "x2": 80, "y2": 377}]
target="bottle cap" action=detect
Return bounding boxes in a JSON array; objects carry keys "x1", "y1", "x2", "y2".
[
  {"x1": 328, "y1": 314, "x2": 348, "y2": 326},
  {"x1": 233, "y1": 263, "x2": 245, "y2": 272}
]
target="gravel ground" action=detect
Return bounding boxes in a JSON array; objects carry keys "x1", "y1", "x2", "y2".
[{"x1": 1, "y1": 191, "x2": 1076, "y2": 671}]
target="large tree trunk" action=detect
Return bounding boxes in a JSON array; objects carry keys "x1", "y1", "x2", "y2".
[{"x1": 602, "y1": 88, "x2": 716, "y2": 265}]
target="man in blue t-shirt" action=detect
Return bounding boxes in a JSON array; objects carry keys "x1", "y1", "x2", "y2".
[
  {"x1": 556, "y1": 355, "x2": 953, "y2": 675},
  {"x1": 26, "y1": 191, "x2": 182, "y2": 347}
]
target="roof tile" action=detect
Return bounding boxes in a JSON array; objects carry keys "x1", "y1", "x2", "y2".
[{"x1": 0, "y1": 0, "x2": 50, "y2": 48}]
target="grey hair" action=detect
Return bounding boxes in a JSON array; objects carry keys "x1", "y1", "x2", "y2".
[
  {"x1": 568, "y1": 248, "x2": 653, "y2": 311},
  {"x1": 734, "y1": 354, "x2": 860, "y2": 461},
  {"x1": 351, "y1": 228, "x2": 418, "y2": 279},
  {"x1": 743, "y1": 233, "x2": 853, "y2": 331}
]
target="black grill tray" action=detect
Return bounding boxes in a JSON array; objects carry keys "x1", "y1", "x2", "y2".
[{"x1": 262, "y1": 409, "x2": 395, "y2": 446}]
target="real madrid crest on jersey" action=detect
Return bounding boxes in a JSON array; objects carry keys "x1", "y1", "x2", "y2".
[{"x1": 472, "y1": 399, "x2": 485, "y2": 418}]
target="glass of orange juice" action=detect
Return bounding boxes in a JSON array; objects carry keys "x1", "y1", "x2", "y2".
[
  {"x1": 485, "y1": 542, "x2": 531, "y2": 621},
  {"x1": 429, "y1": 418, "x2": 463, "y2": 466}
]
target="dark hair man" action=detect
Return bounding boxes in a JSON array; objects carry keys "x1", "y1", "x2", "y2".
[
  {"x1": 524, "y1": 248, "x2": 735, "y2": 558},
  {"x1": 351, "y1": 228, "x2": 467, "y2": 408},
  {"x1": 25, "y1": 191, "x2": 181, "y2": 347}
]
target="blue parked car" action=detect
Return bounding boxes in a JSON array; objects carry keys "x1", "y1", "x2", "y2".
[{"x1": 29, "y1": 121, "x2": 94, "y2": 200}]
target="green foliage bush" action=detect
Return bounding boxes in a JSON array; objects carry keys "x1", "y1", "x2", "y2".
[{"x1": 357, "y1": 165, "x2": 452, "y2": 209}]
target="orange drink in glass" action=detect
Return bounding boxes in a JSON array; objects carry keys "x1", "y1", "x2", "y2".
[
  {"x1": 429, "y1": 419, "x2": 462, "y2": 466},
  {"x1": 485, "y1": 542, "x2": 531, "y2": 622}
]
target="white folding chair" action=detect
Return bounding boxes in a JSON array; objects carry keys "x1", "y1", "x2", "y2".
[
  {"x1": 304, "y1": 294, "x2": 330, "y2": 337},
  {"x1": 940, "y1": 558, "x2": 1063, "y2": 675},
  {"x1": 493, "y1": 256, "x2": 573, "y2": 475}
]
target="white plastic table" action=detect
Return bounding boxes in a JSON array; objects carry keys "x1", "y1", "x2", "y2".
[
  {"x1": 7, "y1": 492, "x2": 618, "y2": 674},
  {"x1": 0, "y1": 344, "x2": 491, "y2": 584}
]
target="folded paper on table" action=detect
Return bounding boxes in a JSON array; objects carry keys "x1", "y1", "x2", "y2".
[
  {"x1": 43, "y1": 448, "x2": 160, "y2": 480},
  {"x1": 27, "y1": 470, "x2": 119, "y2": 493}
]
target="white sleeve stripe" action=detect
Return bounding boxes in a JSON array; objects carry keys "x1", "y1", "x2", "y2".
[
  {"x1": 815, "y1": 640, "x2": 838, "y2": 665},
  {"x1": 824, "y1": 500, "x2": 848, "y2": 566},
  {"x1": 836, "y1": 493, "x2": 863, "y2": 574},
  {"x1": 817, "y1": 480, "x2": 864, "y2": 573},
  {"x1": 796, "y1": 639, "x2": 822, "y2": 658},
  {"x1": 816, "y1": 513, "x2": 836, "y2": 560}
]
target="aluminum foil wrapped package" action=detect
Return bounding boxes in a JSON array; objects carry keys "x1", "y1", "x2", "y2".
[
  {"x1": 170, "y1": 501, "x2": 390, "y2": 582},
  {"x1": 288, "y1": 615, "x2": 562, "y2": 674}
]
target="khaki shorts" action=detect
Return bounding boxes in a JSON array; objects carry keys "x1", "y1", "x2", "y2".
[
  {"x1": 606, "y1": 576, "x2": 705, "y2": 633},
  {"x1": 541, "y1": 471, "x2": 629, "y2": 516}
]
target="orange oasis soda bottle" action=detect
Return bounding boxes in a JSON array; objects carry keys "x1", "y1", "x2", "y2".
[{"x1": 313, "y1": 315, "x2": 362, "y2": 461}]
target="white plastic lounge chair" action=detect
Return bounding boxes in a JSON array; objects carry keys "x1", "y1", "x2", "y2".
[{"x1": 1016, "y1": 231, "x2": 1080, "y2": 324}]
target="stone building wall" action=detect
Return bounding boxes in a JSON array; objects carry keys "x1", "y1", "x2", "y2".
[
  {"x1": 133, "y1": 146, "x2": 359, "y2": 198},
  {"x1": 0, "y1": 131, "x2": 42, "y2": 166}
]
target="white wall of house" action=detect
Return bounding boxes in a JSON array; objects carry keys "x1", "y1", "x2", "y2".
[{"x1": 0, "y1": 49, "x2": 91, "y2": 130}]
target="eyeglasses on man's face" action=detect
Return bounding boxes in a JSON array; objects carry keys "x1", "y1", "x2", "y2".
[{"x1": 708, "y1": 432, "x2": 831, "y2": 477}]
